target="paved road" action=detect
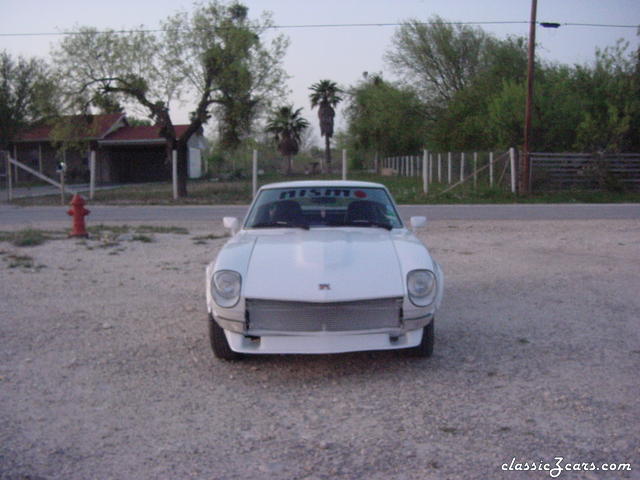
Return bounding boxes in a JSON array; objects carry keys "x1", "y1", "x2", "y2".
[{"x1": 0, "y1": 203, "x2": 638, "y2": 227}]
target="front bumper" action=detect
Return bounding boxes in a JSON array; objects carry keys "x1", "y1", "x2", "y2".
[
  {"x1": 222, "y1": 325, "x2": 429, "y2": 354},
  {"x1": 210, "y1": 294, "x2": 436, "y2": 354}
]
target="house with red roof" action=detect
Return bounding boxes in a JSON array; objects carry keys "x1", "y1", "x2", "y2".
[{"x1": 9, "y1": 114, "x2": 206, "y2": 184}]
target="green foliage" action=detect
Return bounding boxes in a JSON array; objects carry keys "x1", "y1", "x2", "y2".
[
  {"x1": 383, "y1": 16, "x2": 640, "y2": 155},
  {"x1": 309, "y1": 79, "x2": 343, "y2": 138},
  {"x1": 0, "y1": 51, "x2": 59, "y2": 149},
  {"x1": 573, "y1": 40, "x2": 640, "y2": 152},
  {"x1": 385, "y1": 16, "x2": 494, "y2": 108},
  {"x1": 0, "y1": 229, "x2": 52, "y2": 247},
  {"x1": 309, "y1": 79, "x2": 343, "y2": 172},
  {"x1": 265, "y1": 105, "x2": 309, "y2": 173},
  {"x1": 346, "y1": 75, "x2": 428, "y2": 158}
]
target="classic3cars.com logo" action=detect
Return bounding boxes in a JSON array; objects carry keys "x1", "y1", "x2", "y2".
[{"x1": 501, "y1": 457, "x2": 632, "y2": 477}]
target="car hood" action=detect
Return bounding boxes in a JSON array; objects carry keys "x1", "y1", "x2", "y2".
[{"x1": 243, "y1": 229, "x2": 405, "y2": 302}]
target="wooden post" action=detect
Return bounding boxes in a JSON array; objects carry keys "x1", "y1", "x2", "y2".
[
  {"x1": 89, "y1": 150, "x2": 96, "y2": 200},
  {"x1": 172, "y1": 149, "x2": 178, "y2": 200},
  {"x1": 342, "y1": 149, "x2": 347, "y2": 180},
  {"x1": 522, "y1": 0, "x2": 537, "y2": 195},
  {"x1": 6, "y1": 154, "x2": 12, "y2": 201},
  {"x1": 13, "y1": 145, "x2": 18, "y2": 183},
  {"x1": 448, "y1": 152, "x2": 452, "y2": 184},
  {"x1": 422, "y1": 150, "x2": 429, "y2": 194},
  {"x1": 38, "y1": 144, "x2": 43, "y2": 173},
  {"x1": 252, "y1": 149, "x2": 258, "y2": 198},
  {"x1": 509, "y1": 147, "x2": 517, "y2": 193},
  {"x1": 473, "y1": 152, "x2": 478, "y2": 189},
  {"x1": 428, "y1": 153, "x2": 433, "y2": 184},
  {"x1": 460, "y1": 152, "x2": 465, "y2": 183},
  {"x1": 489, "y1": 152, "x2": 494, "y2": 187},
  {"x1": 437, "y1": 153, "x2": 442, "y2": 183},
  {"x1": 59, "y1": 170, "x2": 65, "y2": 206}
]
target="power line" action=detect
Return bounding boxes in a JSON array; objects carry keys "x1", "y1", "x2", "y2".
[{"x1": 0, "y1": 20, "x2": 637, "y2": 37}]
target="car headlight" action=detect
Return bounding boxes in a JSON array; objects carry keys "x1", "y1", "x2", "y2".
[
  {"x1": 407, "y1": 269, "x2": 437, "y2": 307},
  {"x1": 211, "y1": 270, "x2": 242, "y2": 308}
]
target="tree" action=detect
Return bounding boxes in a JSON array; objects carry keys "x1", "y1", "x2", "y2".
[
  {"x1": 345, "y1": 75, "x2": 428, "y2": 162},
  {"x1": 385, "y1": 16, "x2": 493, "y2": 112},
  {"x1": 0, "y1": 51, "x2": 58, "y2": 151},
  {"x1": 265, "y1": 105, "x2": 309, "y2": 174},
  {"x1": 573, "y1": 39, "x2": 640, "y2": 152},
  {"x1": 53, "y1": 1, "x2": 288, "y2": 197},
  {"x1": 309, "y1": 79, "x2": 342, "y2": 173}
]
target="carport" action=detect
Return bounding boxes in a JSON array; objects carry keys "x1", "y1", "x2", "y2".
[{"x1": 104, "y1": 145, "x2": 169, "y2": 183}]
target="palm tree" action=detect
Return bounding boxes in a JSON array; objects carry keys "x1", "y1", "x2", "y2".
[
  {"x1": 266, "y1": 105, "x2": 309, "y2": 175},
  {"x1": 309, "y1": 80, "x2": 342, "y2": 173}
]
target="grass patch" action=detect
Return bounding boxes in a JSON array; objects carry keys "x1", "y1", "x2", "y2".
[
  {"x1": 7, "y1": 254, "x2": 34, "y2": 268},
  {"x1": 87, "y1": 224, "x2": 189, "y2": 236},
  {"x1": 2, "y1": 253, "x2": 45, "y2": 270},
  {"x1": 192, "y1": 233, "x2": 228, "y2": 244},
  {"x1": 131, "y1": 234, "x2": 154, "y2": 243},
  {"x1": 9, "y1": 173, "x2": 640, "y2": 205},
  {"x1": 0, "y1": 229, "x2": 62, "y2": 247}
]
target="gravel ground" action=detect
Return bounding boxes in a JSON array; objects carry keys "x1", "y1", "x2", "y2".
[{"x1": 1, "y1": 219, "x2": 639, "y2": 480}]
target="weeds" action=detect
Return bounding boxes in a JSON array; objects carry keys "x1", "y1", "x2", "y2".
[
  {"x1": 0, "y1": 229, "x2": 60, "y2": 247},
  {"x1": 1, "y1": 252, "x2": 46, "y2": 270},
  {"x1": 88, "y1": 225, "x2": 188, "y2": 236},
  {"x1": 131, "y1": 234, "x2": 154, "y2": 243},
  {"x1": 192, "y1": 233, "x2": 228, "y2": 244}
]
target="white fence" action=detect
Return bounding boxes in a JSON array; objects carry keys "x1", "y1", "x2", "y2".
[{"x1": 383, "y1": 149, "x2": 517, "y2": 194}]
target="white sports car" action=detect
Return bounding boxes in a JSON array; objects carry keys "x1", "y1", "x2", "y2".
[{"x1": 206, "y1": 180, "x2": 443, "y2": 359}]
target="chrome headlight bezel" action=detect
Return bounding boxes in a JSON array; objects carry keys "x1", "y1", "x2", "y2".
[
  {"x1": 211, "y1": 270, "x2": 242, "y2": 308},
  {"x1": 407, "y1": 269, "x2": 437, "y2": 307}
]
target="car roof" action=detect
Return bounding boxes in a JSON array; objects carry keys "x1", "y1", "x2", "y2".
[{"x1": 258, "y1": 180, "x2": 387, "y2": 190}]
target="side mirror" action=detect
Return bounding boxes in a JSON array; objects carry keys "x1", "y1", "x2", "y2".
[
  {"x1": 410, "y1": 216, "x2": 427, "y2": 231},
  {"x1": 223, "y1": 217, "x2": 240, "y2": 235}
]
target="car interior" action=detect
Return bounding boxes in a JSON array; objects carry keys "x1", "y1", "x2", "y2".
[{"x1": 251, "y1": 199, "x2": 393, "y2": 228}]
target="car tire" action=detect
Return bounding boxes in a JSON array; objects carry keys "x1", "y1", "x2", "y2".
[
  {"x1": 408, "y1": 319, "x2": 434, "y2": 358},
  {"x1": 208, "y1": 313, "x2": 242, "y2": 360}
]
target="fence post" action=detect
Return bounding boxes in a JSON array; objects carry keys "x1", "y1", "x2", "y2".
[
  {"x1": 428, "y1": 153, "x2": 433, "y2": 184},
  {"x1": 13, "y1": 145, "x2": 18, "y2": 183},
  {"x1": 89, "y1": 150, "x2": 96, "y2": 200},
  {"x1": 460, "y1": 152, "x2": 465, "y2": 183},
  {"x1": 437, "y1": 153, "x2": 442, "y2": 183},
  {"x1": 59, "y1": 170, "x2": 65, "y2": 206},
  {"x1": 342, "y1": 149, "x2": 347, "y2": 180},
  {"x1": 448, "y1": 152, "x2": 452, "y2": 184},
  {"x1": 172, "y1": 149, "x2": 178, "y2": 200},
  {"x1": 422, "y1": 150, "x2": 429, "y2": 194},
  {"x1": 473, "y1": 152, "x2": 478, "y2": 189},
  {"x1": 489, "y1": 152, "x2": 494, "y2": 187},
  {"x1": 509, "y1": 147, "x2": 517, "y2": 193},
  {"x1": 5, "y1": 154, "x2": 12, "y2": 201},
  {"x1": 252, "y1": 149, "x2": 258, "y2": 198}
]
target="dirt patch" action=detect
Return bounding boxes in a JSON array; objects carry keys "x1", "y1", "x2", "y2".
[{"x1": 1, "y1": 220, "x2": 639, "y2": 479}]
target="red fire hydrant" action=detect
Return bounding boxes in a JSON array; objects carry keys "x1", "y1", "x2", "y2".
[{"x1": 67, "y1": 194, "x2": 90, "y2": 238}]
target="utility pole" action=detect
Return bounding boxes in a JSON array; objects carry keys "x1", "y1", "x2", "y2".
[{"x1": 522, "y1": 0, "x2": 538, "y2": 195}]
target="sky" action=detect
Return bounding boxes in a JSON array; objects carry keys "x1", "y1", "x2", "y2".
[{"x1": 1, "y1": 0, "x2": 639, "y2": 142}]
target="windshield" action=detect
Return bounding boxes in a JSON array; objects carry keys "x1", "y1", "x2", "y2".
[{"x1": 245, "y1": 186, "x2": 403, "y2": 230}]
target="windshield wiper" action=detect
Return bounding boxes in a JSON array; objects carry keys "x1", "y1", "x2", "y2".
[
  {"x1": 345, "y1": 220, "x2": 393, "y2": 231},
  {"x1": 251, "y1": 221, "x2": 310, "y2": 230}
]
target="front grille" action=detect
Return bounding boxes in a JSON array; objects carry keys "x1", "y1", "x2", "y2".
[{"x1": 245, "y1": 298, "x2": 403, "y2": 333}]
